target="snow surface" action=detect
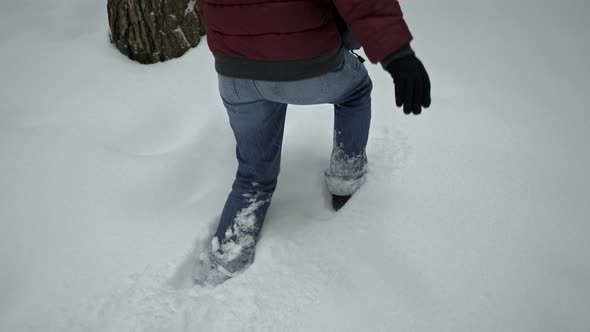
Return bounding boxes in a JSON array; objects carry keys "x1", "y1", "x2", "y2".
[{"x1": 1, "y1": 0, "x2": 589, "y2": 331}]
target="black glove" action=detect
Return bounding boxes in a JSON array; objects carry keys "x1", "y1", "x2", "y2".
[{"x1": 386, "y1": 54, "x2": 431, "y2": 115}]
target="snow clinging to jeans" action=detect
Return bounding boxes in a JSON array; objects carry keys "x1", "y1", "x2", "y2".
[{"x1": 210, "y1": 191, "x2": 272, "y2": 274}]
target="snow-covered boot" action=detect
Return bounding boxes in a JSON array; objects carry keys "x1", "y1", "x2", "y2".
[
  {"x1": 194, "y1": 251, "x2": 231, "y2": 287},
  {"x1": 194, "y1": 234, "x2": 256, "y2": 287}
]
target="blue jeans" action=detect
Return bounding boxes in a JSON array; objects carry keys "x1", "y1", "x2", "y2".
[{"x1": 210, "y1": 51, "x2": 372, "y2": 273}]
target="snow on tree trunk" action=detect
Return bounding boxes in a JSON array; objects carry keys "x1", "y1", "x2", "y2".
[{"x1": 107, "y1": 0, "x2": 206, "y2": 64}]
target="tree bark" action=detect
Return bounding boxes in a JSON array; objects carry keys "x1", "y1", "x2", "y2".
[{"x1": 107, "y1": 0, "x2": 206, "y2": 64}]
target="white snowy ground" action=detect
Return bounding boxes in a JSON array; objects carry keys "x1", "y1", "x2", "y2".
[{"x1": 1, "y1": 0, "x2": 589, "y2": 331}]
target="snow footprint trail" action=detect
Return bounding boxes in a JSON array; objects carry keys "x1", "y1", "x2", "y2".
[
  {"x1": 90, "y1": 234, "x2": 339, "y2": 332},
  {"x1": 95, "y1": 266, "x2": 194, "y2": 332}
]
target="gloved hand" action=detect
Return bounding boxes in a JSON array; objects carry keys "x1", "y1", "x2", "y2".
[{"x1": 386, "y1": 54, "x2": 431, "y2": 115}]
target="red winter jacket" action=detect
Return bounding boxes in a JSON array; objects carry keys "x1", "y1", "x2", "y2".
[{"x1": 198, "y1": 0, "x2": 413, "y2": 80}]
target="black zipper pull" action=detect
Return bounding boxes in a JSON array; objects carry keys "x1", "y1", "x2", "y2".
[{"x1": 350, "y1": 50, "x2": 366, "y2": 63}]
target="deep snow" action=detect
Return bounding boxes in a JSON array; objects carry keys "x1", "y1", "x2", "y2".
[{"x1": 1, "y1": 0, "x2": 589, "y2": 331}]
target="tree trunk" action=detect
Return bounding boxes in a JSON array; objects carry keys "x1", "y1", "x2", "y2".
[{"x1": 107, "y1": 0, "x2": 206, "y2": 64}]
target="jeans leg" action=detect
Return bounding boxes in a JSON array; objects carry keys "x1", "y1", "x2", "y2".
[
  {"x1": 212, "y1": 98, "x2": 287, "y2": 274},
  {"x1": 326, "y1": 73, "x2": 373, "y2": 196}
]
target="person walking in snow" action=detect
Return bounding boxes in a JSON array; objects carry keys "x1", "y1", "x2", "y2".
[{"x1": 195, "y1": 0, "x2": 431, "y2": 285}]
